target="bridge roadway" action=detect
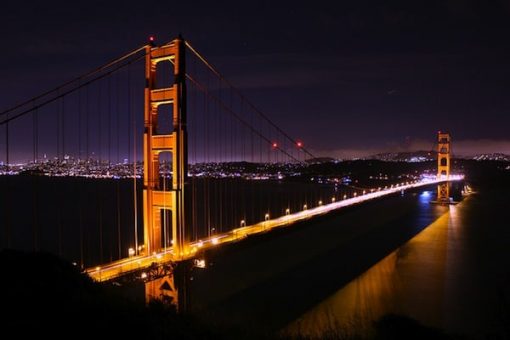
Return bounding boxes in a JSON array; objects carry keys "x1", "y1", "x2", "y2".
[{"x1": 87, "y1": 176, "x2": 463, "y2": 281}]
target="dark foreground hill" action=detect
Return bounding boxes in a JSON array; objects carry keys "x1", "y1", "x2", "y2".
[{"x1": 0, "y1": 249, "x2": 218, "y2": 339}]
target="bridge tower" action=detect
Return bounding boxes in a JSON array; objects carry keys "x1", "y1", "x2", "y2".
[
  {"x1": 143, "y1": 37, "x2": 188, "y2": 258},
  {"x1": 436, "y1": 131, "x2": 451, "y2": 203}
]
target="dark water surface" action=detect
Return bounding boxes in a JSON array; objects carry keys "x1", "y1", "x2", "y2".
[
  {"x1": 0, "y1": 175, "x2": 341, "y2": 267},
  {"x1": 189, "y1": 175, "x2": 510, "y2": 339},
  {"x1": 284, "y1": 185, "x2": 510, "y2": 339}
]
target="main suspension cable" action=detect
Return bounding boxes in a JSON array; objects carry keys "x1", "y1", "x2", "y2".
[
  {"x1": 0, "y1": 45, "x2": 148, "y2": 118},
  {"x1": 185, "y1": 41, "x2": 316, "y2": 160}
]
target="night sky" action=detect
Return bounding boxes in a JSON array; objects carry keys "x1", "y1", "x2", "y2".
[{"x1": 2, "y1": 0, "x2": 510, "y2": 158}]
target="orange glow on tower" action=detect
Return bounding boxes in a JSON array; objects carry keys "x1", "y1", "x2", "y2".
[
  {"x1": 436, "y1": 132, "x2": 451, "y2": 202},
  {"x1": 143, "y1": 37, "x2": 188, "y2": 258}
]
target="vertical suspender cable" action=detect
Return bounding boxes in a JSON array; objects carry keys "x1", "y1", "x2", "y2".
[
  {"x1": 32, "y1": 104, "x2": 39, "y2": 251},
  {"x1": 108, "y1": 75, "x2": 114, "y2": 262},
  {"x1": 33, "y1": 104, "x2": 38, "y2": 163},
  {"x1": 86, "y1": 86, "x2": 90, "y2": 166},
  {"x1": 57, "y1": 97, "x2": 64, "y2": 256},
  {"x1": 4, "y1": 119, "x2": 10, "y2": 247},
  {"x1": 127, "y1": 69, "x2": 131, "y2": 165},
  {"x1": 85, "y1": 85, "x2": 91, "y2": 263},
  {"x1": 97, "y1": 81, "x2": 103, "y2": 263},
  {"x1": 116, "y1": 181, "x2": 121, "y2": 259},
  {"x1": 78, "y1": 86, "x2": 82, "y2": 161},
  {"x1": 250, "y1": 106, "x2": 254, "y2": 224},
  {"x1": 57, "y1": 95, "x2": 61, "y2": 160},
  {"x1": 190, "y1": 73, "x2": 197, "y2": 241},
  {"x1": 77, "y1": 88, "x2": 84, "y2": 267},
  {"x1": 129, "y1": 64, "x2": 139, "y2": 255},
  {"x1": 108, "y1": 77, "x2": 112, "y2": 166},
  {"x1": 116, "y1": 72, "x2": 120, "y2": 164},
  {"x1": 79, "y1": 186, "x2": 84, "y2": 268},
  {"x1": 230, "y1": 88, "x2": 234, "y2": 230},
  {"x1": 204, "y1": 79, "x2": 209, "y2": 238},
  {"x1": 115, "y1": 73, "x2": 121, "y2": 259},
  {"x1": 32, "y1": 107, "x2": 39, "y2": 252},
  {"x1": 218, "y1": 77, "x2": 223, "y2": 231},
  {"x1": 98, "y1": 81, "x2": 102, "y2": 162},
  {"x1": 62, "y1": 95, "x2": 66, "y2": 158},
  {"x1": 98, "y1": 186, "x2": 103, "y2": 263}
]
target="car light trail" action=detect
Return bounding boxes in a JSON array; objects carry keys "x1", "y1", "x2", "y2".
[{"x1": 87, "y1": 176, "x2": 463, "y2": 281}]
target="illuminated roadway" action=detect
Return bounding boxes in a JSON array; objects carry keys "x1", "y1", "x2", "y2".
[{"x1": 87, "y1": 176, "x2": 463, "y2": 281}]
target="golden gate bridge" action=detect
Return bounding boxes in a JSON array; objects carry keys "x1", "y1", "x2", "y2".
[{"x1": 0, "y1": 36, "x2": 461, "y2": 309}]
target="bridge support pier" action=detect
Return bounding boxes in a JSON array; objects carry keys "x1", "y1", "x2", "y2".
[
  {"x1": 437, "y1": 182, "x2": 450, "y2": 203},
  {"x1": 145, "y1": 274, "x2": 179, "y2": 306},
  {"x1": 144, "y1": 260, "x2": 192, "y2": 312}
]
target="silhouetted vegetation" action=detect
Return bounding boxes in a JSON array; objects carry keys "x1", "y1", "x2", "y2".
[{"x1": 0, "y1": 249, "x2": 220, "y2": 339}]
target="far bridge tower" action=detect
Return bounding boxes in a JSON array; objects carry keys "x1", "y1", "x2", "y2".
[{"x1": 436, "y1": 131, "x2": 451, "y2": 203}]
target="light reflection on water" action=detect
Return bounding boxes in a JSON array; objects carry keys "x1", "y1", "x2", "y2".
[
  {"x1": 284, "y1": 199, "x2": 464, "y2": 338},
  {"x1": 191, "y1": 181, "x2": 509, "y2": 338}
]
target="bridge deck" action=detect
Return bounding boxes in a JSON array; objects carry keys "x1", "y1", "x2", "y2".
[{"x1": 87, "y1": 177, "x2": 463, "y2": 281}]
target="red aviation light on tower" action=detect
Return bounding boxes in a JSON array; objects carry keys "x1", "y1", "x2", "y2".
[
  {"x1": 272, "y1": 142, "x2": 278, "y2": 149},
  {"x1": 296, "y1": 141, "x2": 303, "y2": 148},
  {"x1": 148, "y1": 36, "x2": 156, "y2": 46}
]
